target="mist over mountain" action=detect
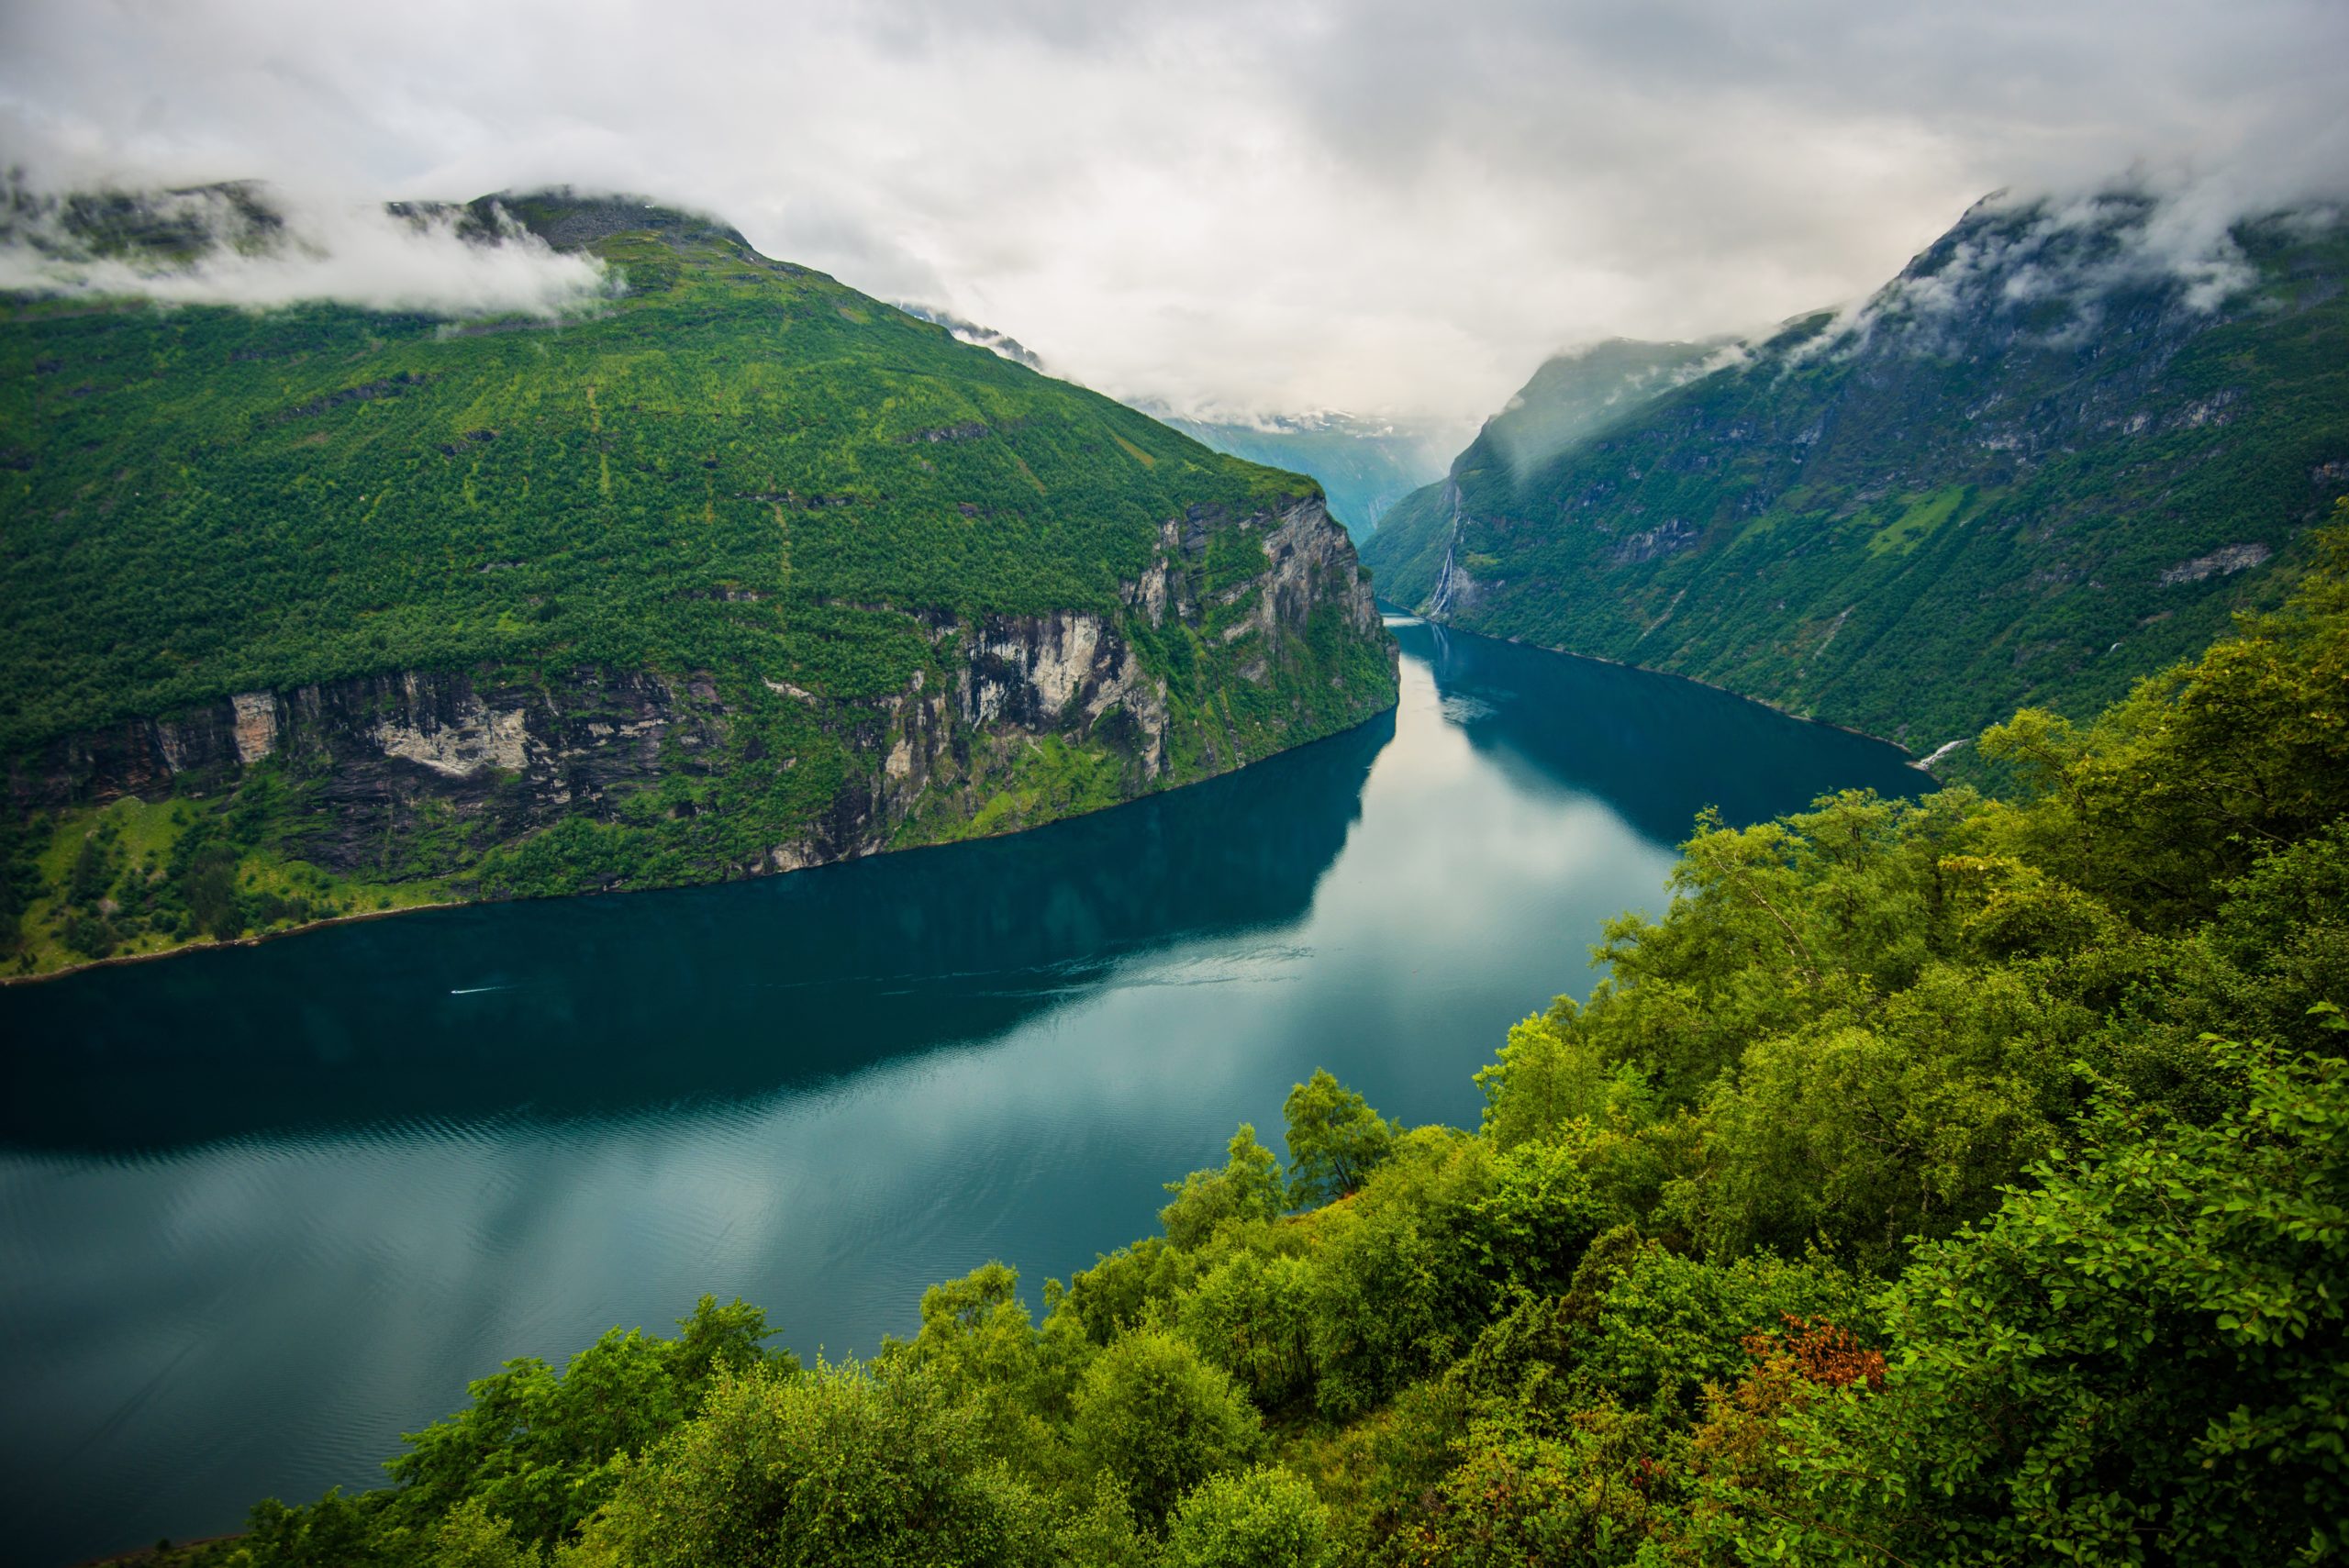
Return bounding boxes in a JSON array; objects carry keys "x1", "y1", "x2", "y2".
[
  {"x1": 893, "y1": 302, "x2": 1049, "y2": 372},
  {"x1": 8, "y1": 0, "x2": 2343, "y2": 423},
  {"x1": 0, "y1": 177, "x2": 618, "y2": 317},
  {"x1": 1364, "y1": 339, "x2": 1730, "y2": 602}
]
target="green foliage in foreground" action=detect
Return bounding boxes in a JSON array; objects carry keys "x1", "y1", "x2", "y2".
[{"x1": 173, "y1": 527, "x2": 2348, "y2": 1565}]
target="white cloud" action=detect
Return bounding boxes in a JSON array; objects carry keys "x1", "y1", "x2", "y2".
[
  {"x1": 1779, "y1": 161, "x2": 2328, "y2": 368},
  {"x1": 0, "y1": 185, "x2": 614, "y2": 317},
  {"x1": 1, "y1": 0, "x2": 2342, "y2": 419}
]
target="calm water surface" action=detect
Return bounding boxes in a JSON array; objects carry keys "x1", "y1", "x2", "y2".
[{"x1": 0, "y1": 622, "x2": 1924, "y2": 1564}]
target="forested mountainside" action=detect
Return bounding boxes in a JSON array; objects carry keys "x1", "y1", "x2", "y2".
[
  {"x1": 1157, "y1": 412, "x2": 1458, "y2": 539},
  {"x1": 156, "y1": 516, "x2": 2348, "y2": 1567},
  {"x1": 1361, "y1": 193, "x2": 2349, "y2": 758},
  {"x1": 0, "y1": 189, "x2": 1396, "y2": 977}
]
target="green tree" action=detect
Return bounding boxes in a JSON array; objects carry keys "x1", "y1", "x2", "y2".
[
  {"x1": 1069, "y1": 1329, "x2": 1263, "y2": 1527},
  {"x1": 1304, "y1": 1130, "x2": 1496, "y2": 1418},
  {"x1": 227, "y1": 1489, "x2": 397, "y2": 1568},
  {"x1": 883, "y1": 1262, "x2": 1091, "y2": 1485},
  {"x1": 429, "y1": 1497, "x2": 540, "y2": 1568},
  {"x1": 1770, "y1": 1034, "x2": 2349, "y2": 1566},
  {"x1": 1162, "y1": 1123, "x2": 1285, "y2": 1249},
  {"x1": 384, "y1": 1296, "x2": 776, "y2": 1549},
  {"x1": 1400, "y1": 1401, "x2": 1662, "y2": 1568},
  {"x1": 1162, "y1": 1464, "x2": 1331, "y2": 1568},
  {"x1": 573, "y1": 1361, "x2": 1043, "y2": 1568},
  {"x1": 1282, "y1": 1070, "x2": 1398, "y2": 1207},
  {"x1": 1174, "y1": 1248, "x2": 1316, "y2": 1407}
]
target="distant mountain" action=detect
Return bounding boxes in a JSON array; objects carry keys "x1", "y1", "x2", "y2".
[
  {"x1": 1362, "y1": 338, "x2": 1725, "y2": 606},
  {"x1": 1361, "y1": 192, "x2": 2349, "y2": 758},
  {"x1": 1153, "y1": 411, "x2": 1462, "y2": 539},
  {"x1": 0, "y1": 186, "x2": 1396, "y2": 976},
  {"x1": 882, "y1": 311, "x2": 1454, "y2": 541}
]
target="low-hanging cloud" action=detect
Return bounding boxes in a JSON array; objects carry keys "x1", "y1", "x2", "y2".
[
  {"x1": 1, "y1": 0, "x2": 2343, "y2": 420},
  {"x1": 894, "y1": 302, "x2": 1050, "y2": 371},
  {"x1": 0, "y1": 181, "x2": 614, "y2": 317},
  {"x1": 1782, "y1": 166, "x2": 2338, "y2": 370}
]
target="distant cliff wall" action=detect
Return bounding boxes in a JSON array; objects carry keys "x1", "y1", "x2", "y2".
[{"x1": 8, "y1": 497, "x2": 1394, "y2": 905}]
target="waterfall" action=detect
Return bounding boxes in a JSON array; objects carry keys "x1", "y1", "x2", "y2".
[{"x1": 1428, "y1": 480, "x2": 1464, "y2": 620}]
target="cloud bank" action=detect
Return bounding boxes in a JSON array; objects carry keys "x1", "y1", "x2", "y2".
[
  {"x1": 2, "y1": 0, "x2": 2343, "y2": 419},
  {"x1": 0, "y1": 183, "x2": 613, "y2": 317},
  {"x1": 1783, "y1": 173, "x2": 2343, "y2": 369}
]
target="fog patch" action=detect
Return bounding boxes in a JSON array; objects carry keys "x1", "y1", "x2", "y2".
[
  {"x1": 895, "y1": 302, "x2": 1050, "y2": 371},
  {"x1": 1785, "y1": 172, "x2": 2323, "y2": 368},
  {"x1": 0, "y1": 180, "x2": 614, "y2": 318},
  {"x1": 1481, "y1": 338, "x2": 1738, "y2": 482}
]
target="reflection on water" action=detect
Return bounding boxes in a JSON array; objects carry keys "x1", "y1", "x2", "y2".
[
  {"x1": 0, "y1": 623, "x2": 1925, "y2": 1565},
  {"x1": 0, "y1": 706, "x2": 1393, "y2": 1153}
]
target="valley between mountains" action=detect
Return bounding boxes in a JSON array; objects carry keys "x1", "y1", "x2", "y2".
[{"x1": 5, "y1": 164, "x2": 2349, "y2": 1568}]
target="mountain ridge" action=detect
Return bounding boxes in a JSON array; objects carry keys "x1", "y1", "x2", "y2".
[{"x1": 1361, "y1": 191, "x2": 2349, "y2": 758}]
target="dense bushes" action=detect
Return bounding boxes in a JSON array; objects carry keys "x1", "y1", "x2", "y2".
[
  {"x1": 175, "y1": 526, "x2": 2347, "y2": 1566},
  {"x1": 578, "y1": 1363, "x2": 1043, "y2": 1568}
]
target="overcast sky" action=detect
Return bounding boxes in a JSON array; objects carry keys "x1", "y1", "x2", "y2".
[{"x1": 3, "y1": 0, "x2": 2343, "y2": 422}]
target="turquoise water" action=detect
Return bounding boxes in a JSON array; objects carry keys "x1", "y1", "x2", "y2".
[{"x1": 0, "y1": 621, "x2": 1925, "y2": 1563}]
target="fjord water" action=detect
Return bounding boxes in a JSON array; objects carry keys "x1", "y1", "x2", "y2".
[{"x1": 0, "y1": 622, "x2": 1924, "y2": 1564}]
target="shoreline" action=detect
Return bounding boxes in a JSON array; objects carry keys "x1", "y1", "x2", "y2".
[
  {"x1": 2, "y1": 894, "x2": 469, "y2": 987},
  {"x1": 1386, "y1": 606, "x2": 1955, "y2": 767},
  {"x1": 4, "y1": 695, "x2": 1404, "y2": 990},
  {"x1": 8, "y1": 618, "x2": 1954, "y2": 994}
]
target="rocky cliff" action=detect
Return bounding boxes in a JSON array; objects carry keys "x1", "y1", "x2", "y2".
[{"x1": 7, "y1": 496, "x2": 1391, "y2": 969}]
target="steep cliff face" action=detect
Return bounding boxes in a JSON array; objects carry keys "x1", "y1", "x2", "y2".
[
  {"x1": 5, "y1": 496, "x2": 1393, "y2": 974},
  {"x1": 12, "y1": 667, "x2": 727, "y2": 880},
  {"x1": 1363, "y1": 196, "x2": 2349, "y2": 755}
]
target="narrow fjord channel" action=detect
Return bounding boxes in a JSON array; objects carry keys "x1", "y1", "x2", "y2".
[{"x1": 0, "y1": 622, "x2": 1925, "y2": 1564}]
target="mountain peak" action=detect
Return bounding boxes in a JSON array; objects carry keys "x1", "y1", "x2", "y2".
[{"x1": 473, "y1": 188, "x2": 751, "y2": 254}]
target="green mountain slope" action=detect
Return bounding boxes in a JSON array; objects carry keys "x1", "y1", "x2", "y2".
[
  {"x1": 1361, "y1": 195, "x2": 2349, "y2": 756},
  {"x1": 0, "y1": 189, "x2": 1397, "y2": 975}
]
